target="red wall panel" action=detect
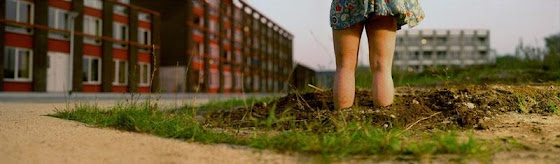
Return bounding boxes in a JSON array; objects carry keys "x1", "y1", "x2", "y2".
[
  {"x1": 138, "y1": 21, "x2": 151, "y2": 29},
  {"x1": 138, "y1": 87, "x2": 150, "y2": 93},
  {"x1": 82, "y1": 84, "x2": 102, "y2": 92},
  {"x1": 113, "y1": 49, "x2": 128, "y2": 60},
  {"x1": 84, "y1": 44, "x2": 102, "y2": 56},
  {"x1": 5, "y1": 32, "x2": 33, "y2": 48},
  {"x1": 84, "y1": 7, "x2": 102, "y2": 18},
  {"x1": 3, "y1": 82, "x2": 33, "y2": 92},
  {"x1": 112, "y1": 86, "x2": 128, "y2": 93},
  {"x1": 49, "y1": 0, "x2": 72, "y2": 10},
  {"x1": 138, "y1": 52, "x2": 151, "y2": 63},
  {"x1": 48, "y1": 39, "x2": 70, "y2": 53},
  {"x1": 113, "y1": 14, "x2": 129, "y2": 24}
]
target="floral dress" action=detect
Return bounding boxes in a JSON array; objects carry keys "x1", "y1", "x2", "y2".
[{"x1": 330, "y1": 0, "x2": 425, "y2": 30}]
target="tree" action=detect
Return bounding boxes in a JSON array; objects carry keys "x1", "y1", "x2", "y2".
[{"x1": 544, "y1": 33, "x2": 560, "y2": 69}]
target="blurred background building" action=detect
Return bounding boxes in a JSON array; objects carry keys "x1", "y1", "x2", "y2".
[
  {"x1": 394, "y1": 29, "x2": 494, "y2": 72},
  {"x1": 1, "y1": 0, "x2": 294, "y2": 93},
  {"x1": 1, "y1": 0, "x2": 159, "y2": 93}
]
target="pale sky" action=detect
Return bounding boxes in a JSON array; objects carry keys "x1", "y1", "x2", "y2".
[{"x1": 245, "y1": 0, "x2": 560, "y2": 71}]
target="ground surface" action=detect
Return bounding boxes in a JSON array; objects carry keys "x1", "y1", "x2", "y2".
[
  {"x1": 0, "y1": 101, "x2": 304, "y2": 164},
  {"x1": 1, "y1": 85, "x2": 560, "y2": 163}
]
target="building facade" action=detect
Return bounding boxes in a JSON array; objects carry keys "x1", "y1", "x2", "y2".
[
  {"x1": 135, "y1": 0, "x2": 294, "y2": 93},
  {"x1": 1, "y1": 0, "x2": 160, "y2": 92},
  {"x1": 394, "y1": 29, "x2": 493, "y2": 72}
]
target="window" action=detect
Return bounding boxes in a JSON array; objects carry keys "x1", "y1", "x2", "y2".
[
  {"x1": 82, "y1": 56, "x2": 101, "y2": 84},
  {"x1": 4, "y1": 47, "x2": 33, "y2": 81},
  {"x1": 224, "y1": 72, "x2": 232, "y2": 89},
  {"x1": 84, "y1": 0, "x2": 102, "y2": 9},
  {"x1": 193, "y1": 42, "x2": 204, "y2": 63},
  {"x1": 116, "y1": 0, "x2": 129, "y2": 4},
  {"x1": 6, "y1": 0, "x2": 33, "y2": 24},
  {"x1": 234, "y1": 73, "x2": 242, "y2": 90},
  {"x1": 436, "y1": 37, "x2": 447, "y2": 44},
  {"x1": 437, "y1": 51, "x2": 447, "y2": 60},
  {"x1": 253, "y1": 76, "x2": 259, "y2": 90},
  {"x1": 6, "y1": 0, "x2": 34, "y2": 33},
  {"x1": 113, "y1": 60, "x2": 128, "y2": 85},
  {"x1": 113, "y1": 22, "x2": 128, "y2": 48},
  {"x1": 194, "y1": 15, "x2": 203, "y2": 27},
  {"x1": 209, "y1": 70, "x2": 219, "y2": 88},
  {"x1": 235, "y1": 52, "x2": 242, "y2": 63},
  {"x1": 478, "y1": 37, "x2": 486, "y2": 44},
  {"x1": 113, "y1": 0, "x2": 128, "y2": 16},
  {"x1": 138, "y1": 62, "x2": 151, "y2": 86},
  {"x1": 138, "y1": 12, "x2": 151, "y2": 22},
  {"x1": 222, "y1": 51, "x2": 231, "y2": 62},
  {"x1": 209, "y1": 21, "x2": 217, "y2": 40},
  {"x1": 235, "y1": 30, "x2": 242, "y2": 42},
  {"x1": 138, "y1": 28, "x2": 151, "y2": 45},
  {"x1": 113, "y1": 22, "x2": 128, "y2": 40},
  {"x1": 422, "y1": 51, "x2": 432, "y2": 60},
  {"x1": 410, "y1": 51, "x2": 419, "y2": 60},
  {"x1": 83, "y1": 15, "x2": 102, "y2": 44},
  {"x1": 210, "y1": 44, "x2": 219, "y2": 58},
  {"x1": 49, "y1": 7, "x2": 70, "y2": 39},
  {"x1": 48, "y1": 8, "x2": 70, "y2": 30}
]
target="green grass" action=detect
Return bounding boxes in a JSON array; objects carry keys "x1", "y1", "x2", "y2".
[
  {"x1": 516, "y1": 95, "x2": 529, "y2": 114},
  {"x1": 183, "y1": 96, "x2": 277, "y2": 113},
  {"x1": 50, "y1": 100, "x2": 490, "y2": 160},
  {"x1": 547, "y1": 102, "x2": 559, "y2": 115},
  {"x1": 354, "y1": 56, "x2": 560, "y2": 89}
]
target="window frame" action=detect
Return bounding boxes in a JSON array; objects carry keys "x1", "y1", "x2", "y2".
[
  {"x1": 5, "y1": 0, "x2": 35, "y2": 34},
  {"x1": 209, "y1": 70, "x2": 220, "y2": 88},
  {"x1": 112, "y1": 59, "x2": 129, "y2": 86},
  {"x1": 3, "y1": 47, "x2": 33, "y2": 82},
  {"x1": 113, "y1": 22, "x2": 129, "y2": 48},
  {"x1": 83, "y1": 15, "x2": 103, "y2": 44},
  {"x1": 138, "y1": 62, "x2": 151, "y2": 87},
  {"x1": 138, "y1": 27, "x2": 151, "y2": 45},
  {"x1": 138, "y1": 12, "x2": 151, "y2": 22},
  {"x1": 113, "y1": 3, "x2": 128, "y2": 16},
  {"x1": 82, "y1": 56, "x2": 102, "y2": 84},
  {"x1": 84, "y1": 0, "x2": 103, "y2": 9},
  {"x1": 48, "y1": 7, "x2": 71, "y2": 40}
]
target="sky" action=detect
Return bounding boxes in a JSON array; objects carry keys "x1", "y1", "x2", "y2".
[{"x1": 244, "y1": 0, "x2": 560, "y2": 71}]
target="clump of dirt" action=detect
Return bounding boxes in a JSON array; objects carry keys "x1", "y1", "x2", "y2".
[{"x1": 206, "y1": 85, "x2": 560, "y2": 130}]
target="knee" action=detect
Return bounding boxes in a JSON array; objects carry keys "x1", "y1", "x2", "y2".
[
  {"x1": 370, "y1": 60, "x2": 392, "y2": 73},
  {"x1": 336, "y1": 63, "x2": 356, "y2": 72}
]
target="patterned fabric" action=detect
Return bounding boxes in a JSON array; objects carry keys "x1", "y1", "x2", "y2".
[{"x1": 330, "y1": 0, "x2": 425, "y2": 30}]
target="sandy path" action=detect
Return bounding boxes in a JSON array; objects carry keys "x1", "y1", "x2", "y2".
[{"x1": 0, "y1": 101, "x2": 301, "y2": 164}]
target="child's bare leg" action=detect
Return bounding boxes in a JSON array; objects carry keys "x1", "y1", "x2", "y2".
[
  {"x1": 365, "y1": 16, "x2": 397, "y2": 107},
  {"x1": 332, "y1": 23, "x2": 364, "y2": 110}
]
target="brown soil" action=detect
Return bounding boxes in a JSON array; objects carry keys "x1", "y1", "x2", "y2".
[{"x1": 206, "y1": 85, "x2": 560, "y2": 131}]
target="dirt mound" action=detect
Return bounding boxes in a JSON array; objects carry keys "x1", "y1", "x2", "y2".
[{"x1": 206, "y1": 85, "x2": 560, "y2": 130}]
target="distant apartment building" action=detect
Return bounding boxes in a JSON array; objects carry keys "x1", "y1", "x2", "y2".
[
  {"x1": 135, "y1": 0, "x2": 294, "y2": 93},
  {"x1": 394, "y1": 29, "x2": 493, "y2": 72},
  {"x1": 2, "y1": 0, "x2": 294, "y2": 93},
  {"x1": 1, "y1": 0, "x2": 160, "y2": 92}
]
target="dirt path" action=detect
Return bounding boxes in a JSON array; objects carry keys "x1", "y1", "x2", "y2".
[
  {"x1": 0, "y1": 101, "x2": 302, "y2": 164},
  {"x1": 473, "y1": 113, "x2": 560, "y2": 163}
]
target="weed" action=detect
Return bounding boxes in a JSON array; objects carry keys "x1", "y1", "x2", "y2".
[
  {"x1": 546, "y1": 102, "x2": 559, "y2": 114},
  {"x1": 499, "y1": 136, "x2": 530, "y2": 150},
  {"x1": 516, "y1": 95, "x2": 528, "y2": 114},
  {"x1": 179, "y1": 97, "x2": 276, "y2": 113}
]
